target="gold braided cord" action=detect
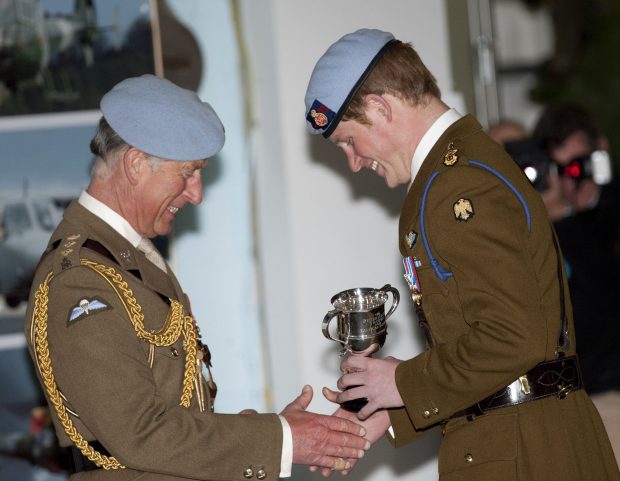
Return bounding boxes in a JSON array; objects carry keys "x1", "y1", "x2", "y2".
[
  {"x1": 33, "y1": 271, "x2": 124, "y2": 470},
  {"x1": 31, "y1": 260, "x2": 203, "y2": 470},
  {"x1": 79, "y1": 260, "x2": 197, "y2": 406},
  {"x1": 80, "y1": 260, "x2": 184, "y2": 346},
  {"x1": 180, "y1": 317, "x2": 198, "y2": 408},
  {"x1": 81, "y1": 259, "x2": 196, "y2": 408}
]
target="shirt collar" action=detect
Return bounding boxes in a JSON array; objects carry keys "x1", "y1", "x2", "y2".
[
  {"x1": 410, "y1": 108, "x2": 462, "y2": 184},
  {"x1": 78, "y1": 190, "x2": 142, "y2": 247}
]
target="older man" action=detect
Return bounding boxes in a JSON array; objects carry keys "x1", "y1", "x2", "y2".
[
  {"x1": 25, "y1": 74, "x2": 369, "y2": 480},
  {"x1": 304, "y1": 29, "x2": 619, "y2": 480}
]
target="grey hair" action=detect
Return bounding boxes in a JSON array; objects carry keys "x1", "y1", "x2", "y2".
[
  {"x1": 89, "y1": 117, "x2": 130, "y2": 179},
  {"x1": 89, "y1": 117, "x2": 165, "y2": 178}
]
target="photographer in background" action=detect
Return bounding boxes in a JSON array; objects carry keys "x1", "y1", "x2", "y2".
[{"x1": 531, "y1": 104, "x2": 620, "y2": 463}]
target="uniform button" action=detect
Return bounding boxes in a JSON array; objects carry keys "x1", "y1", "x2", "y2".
[
  {"x1": 243, "y1": 468, "x2": 254, "y2": 478},
  {"x1": 257, "y1": 469, "x2": 266, "y2": 480},
  {"x1": 432, "y1": 407, "x2": 439, "y2": 415},
  {"x1": 171, "y1": 347, "x2": 179, "y2": 357},
  {"x1": 465, "y1": 453, "x2": 473, "y2": 463},
  {"x1": 423, "y1": 410, "x2": 431, "y2": 418}
]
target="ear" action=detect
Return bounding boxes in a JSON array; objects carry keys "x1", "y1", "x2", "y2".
[
  {"x1": 122, "y1": 148, "x2": 147, "y2": 186},
  {"x1": 364, "y1": 94, "x2": 392, "y2": 122}
]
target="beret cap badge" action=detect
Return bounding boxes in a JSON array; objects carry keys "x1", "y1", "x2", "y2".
[{"x1": 307, "y1": 99, "x2": 335, "y2": 130}]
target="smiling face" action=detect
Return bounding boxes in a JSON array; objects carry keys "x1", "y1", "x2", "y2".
[
  {"x1": 133, "y1": 158, "x2": 206, "y2": 237},
  {"x1": 328, "y1": 98, "x2": 413, "y2": 188}
]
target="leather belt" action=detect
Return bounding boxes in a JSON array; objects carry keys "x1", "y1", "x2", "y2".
[
  {"x1": 70, "y1": 441, "x2": 110, "y2": 473},
  {"x1": 451, "y1": 356, "x2": 582, "y2": 421}
]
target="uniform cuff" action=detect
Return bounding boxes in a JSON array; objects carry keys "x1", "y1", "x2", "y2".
[{"x1": 278, "y1": 415, "x2": 293, "y2": 477}]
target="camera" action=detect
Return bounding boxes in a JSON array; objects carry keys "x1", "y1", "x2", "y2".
[{"x1": 504, "y1": 139, "x2": 612, "y2": 192}]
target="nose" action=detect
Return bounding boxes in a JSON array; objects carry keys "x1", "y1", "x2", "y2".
[{"x1": 184, "y1": 171, "x2": 203, "y2": 205}]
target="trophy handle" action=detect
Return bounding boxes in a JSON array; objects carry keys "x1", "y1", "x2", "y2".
[
  {"x1": 322, "y1": 309, "x2": 345, "y2": 346},
  {"x1": 380, "y1": 284, "x2": 400, "y2": 321}
]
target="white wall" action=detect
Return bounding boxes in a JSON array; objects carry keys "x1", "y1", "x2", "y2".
[
  {"x1": 169, "y1": 0, "x2": 267, "y2": 415},
  {"x1": 240, "y1": 1, "x2": 457, "y2": 479}
]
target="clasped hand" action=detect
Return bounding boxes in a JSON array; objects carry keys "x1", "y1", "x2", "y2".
[
  {"x1": 280, "y1": 385, "x2": 370, "y2": 471},
  {"x1": 329, "y1": 353, "x2": 404, "y2": 420}
]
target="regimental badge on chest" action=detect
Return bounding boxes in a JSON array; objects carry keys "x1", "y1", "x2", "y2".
[
  {"x1": 404, "y1": 230, "x2": 418, "y2": 249},
  {"x1": 454, "y1": 198, "x2": 474, "y2": 221}
]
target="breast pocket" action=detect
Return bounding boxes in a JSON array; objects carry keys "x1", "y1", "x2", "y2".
[
  {"x1": 415, "y1": 265, "x2": 467, "y2": 345},
  {"x1": 151, "y1": 341, "x2": 185, "y2": 406},
  {"x1": 439, "y1": 412, "x2": 518, "y2": 481}
]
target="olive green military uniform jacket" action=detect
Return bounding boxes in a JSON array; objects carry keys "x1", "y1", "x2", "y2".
[
  {"x1": 387, "y1": 115, "x2": 619, "y2": 480},
  {"x1": 25, "y1": 202, "x2": 282, "y2": 481}
]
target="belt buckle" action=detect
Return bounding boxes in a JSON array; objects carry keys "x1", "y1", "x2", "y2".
[
  {"x1": 518, "y1": 375, "x2": 531, "y2": 395},
  {"x1": 557, "y1": 383, "x2": 574, "y2": 399}
]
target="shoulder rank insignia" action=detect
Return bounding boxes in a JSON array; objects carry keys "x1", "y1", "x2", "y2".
[
  {"x1": 404, "y1": 230, "x2": 418, "y2": 249},
  {"x1": 454, "y1": 198, "x2": 474, "y2": 221},
  {"x1": 443, "y1": 143, "x2": 459, "y2": 166},
  {"x1": 68, "y1": 298, "x2": 110, "y2": 324}
]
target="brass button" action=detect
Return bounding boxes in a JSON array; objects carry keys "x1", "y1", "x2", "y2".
[
  {"x1": 171, "y1": 347, "x2": 179, "y2": 357},
  {"x1": 465, "y1": 453, "x2": 473, "y2": 463},
  {"x1": 243, "y1": 468, "x2": 254, "y2": 478},
  {"x1": 257, "y1": 469, "x2": 266, "y2": 480},
  {"x1": 423, "y1": 410, "x2": 431, "y2": 419},
  {"x1": 432, "y1": 407, "x2": 439, "y2": 415}
]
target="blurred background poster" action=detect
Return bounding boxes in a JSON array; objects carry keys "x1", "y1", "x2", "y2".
[{"x1": 0, "y1": 0, "x2": 157, "y2": 116}]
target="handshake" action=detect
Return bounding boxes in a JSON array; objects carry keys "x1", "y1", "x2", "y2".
[{"x1": 278, "y1": 344, "x2": 404, "y2": 477}]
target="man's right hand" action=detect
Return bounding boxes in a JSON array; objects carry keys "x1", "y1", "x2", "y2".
[
  {"x1": 280, "y1": 385, "x2": 370, "y2": 471},
  {"x1": 310, "y1": 387, "x2": 392, "y2": 477}
]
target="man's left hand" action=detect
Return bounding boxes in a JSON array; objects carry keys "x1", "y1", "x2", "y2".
[{"x1": 333, "y1": 355, "x2": 404, "y2": 420}]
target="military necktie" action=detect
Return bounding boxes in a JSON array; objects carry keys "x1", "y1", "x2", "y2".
[{"x1": 138, "y1": 238, "x2": 168, "y2": 272}]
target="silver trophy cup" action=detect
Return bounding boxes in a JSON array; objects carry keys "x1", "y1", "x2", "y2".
[{"x1": 322, "y1": 284, "x2": 399, "y2": 411}]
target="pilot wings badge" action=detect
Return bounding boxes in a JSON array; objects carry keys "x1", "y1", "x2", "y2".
[{"x1": 68, "y1": 298, "x2": 110, "y2": 324}]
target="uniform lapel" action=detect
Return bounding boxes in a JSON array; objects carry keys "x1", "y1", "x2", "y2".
[
  {"x1": 61, "y1": 202, "x2": 178, "y2": 302},
  {"x1": 135, "y1": 254, "x2": 178, "y2": 301}
]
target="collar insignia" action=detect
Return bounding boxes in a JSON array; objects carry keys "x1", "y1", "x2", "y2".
[
  {"x1": 454, "y1": 198, "x2": 474, "y2": 221},
  {"x1": 307, "y1": 99, "x2": 335, "y2": 130},
  {"x1": 443, "y1": 143, "x2": 459, "y2": 166},
  {"x1": 68, "y1": 297, "x2": 110, "y2": 324},
  {"x1": 405, "y1": 230, "x2": 418, "y2": 249}
]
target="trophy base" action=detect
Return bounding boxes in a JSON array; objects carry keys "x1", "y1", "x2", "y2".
[{"x1": 341, "y1": 397, "x2": 368, "y2": 413}]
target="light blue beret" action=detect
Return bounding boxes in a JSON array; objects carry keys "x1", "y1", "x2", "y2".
[
  {"x1": 100, "y1": 74, "x2": 225, "y2": 161},
  {"x1": 304, "y1": 29, "x2": 395, "y2": 138}
]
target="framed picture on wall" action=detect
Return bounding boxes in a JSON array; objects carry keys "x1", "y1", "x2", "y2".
[{"x1": 0, "y1": 0, "x2": 161, "y2": 117}]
